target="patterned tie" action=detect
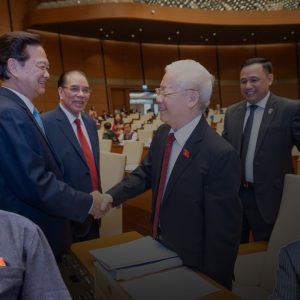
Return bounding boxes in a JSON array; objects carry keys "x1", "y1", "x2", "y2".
[
  {"x1": 74, "y1": 118, "x2": 99, "y2": 191},
  {"x1": 32, "y1": 107, "x2": 45, "y2": 134},
  {"x1": 241, "y1": 105, "x2": 258, "y2": 181},
  {"x1": 152, "y1": 133, "x2": 176, "y2": 239}
]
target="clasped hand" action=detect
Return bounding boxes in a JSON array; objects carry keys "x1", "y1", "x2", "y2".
[{"x1": 89, "y1": 191, "x2": 113, "y2": 219}]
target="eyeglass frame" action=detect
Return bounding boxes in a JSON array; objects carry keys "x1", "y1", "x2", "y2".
[
  {"x1": 62, "y1": 85, "x2": 92, "y2": 95},
  {"x1": 155, "y1": 87, "x2": 198, "y2": 98}
]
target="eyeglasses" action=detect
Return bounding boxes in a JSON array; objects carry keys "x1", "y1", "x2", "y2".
[
  {"x1": 155, "y1": 88, "x2": 198, "y2": 98},
  {"x1": 62, "y1": 86, "x2": 92, "y2": 95}
]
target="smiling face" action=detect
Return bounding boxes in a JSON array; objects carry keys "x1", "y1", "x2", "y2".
[
  {"x1": 240, "y1": 63, "x2": 273, "y2": 104},
  {"x1": 58, "y1": 71, "x2": 90, "y2": 117},
  {"x1": 8, "y1": 45, "x2": 50, "y2": 100}
]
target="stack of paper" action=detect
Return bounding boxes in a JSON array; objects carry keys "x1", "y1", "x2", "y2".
[{"x1": 89, "y1": 236, "x2": 182, "y2": 280}]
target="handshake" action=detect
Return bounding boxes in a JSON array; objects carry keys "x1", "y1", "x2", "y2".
[{"x1": 89, "y1": 191, "x2": 113, "y2": 219}]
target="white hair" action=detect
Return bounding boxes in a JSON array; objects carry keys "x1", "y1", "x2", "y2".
[{"x1": 165, "y1": 59, "x2": 214, "y2": 111}]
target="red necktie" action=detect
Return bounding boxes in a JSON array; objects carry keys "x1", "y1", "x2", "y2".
[
  {"x1": 74, "y1": 119, "x2": 99, "y2": 191},
  {"x1": 152, "y1": 133, "x2": 176, "y2": 239}
]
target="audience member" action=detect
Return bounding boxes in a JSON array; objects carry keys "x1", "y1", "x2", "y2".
[
  {"x1": 103, "y1": 121, "x2": 118, "y2": 142},
  {"x1": 42, "y1": 70, "x2": 101, "y2": 242},
  {"x1": 269, "y1": 240, "x2": 300, "y2": 300},
  {"x1": 100, "y1": 59, "x2": 242, "y2": 289},
  {"x1": 0, "y1": 210, "x2": 71, "y2": 299},
  {"x1": 223, "y1": 57, "x2": 300, "y2": 243},
  {"x1": 88, "y1": 104, "x2": 98, "y2": 123},
  {"x1": 0, "y1": 31, "x2": 104, "y2": 259},
  {"x1": 112, "y1": 112, "x2": 124, "y2": 135},
  {"x1": 118, "y1": 122, "x2": 137, "y2": 142}
]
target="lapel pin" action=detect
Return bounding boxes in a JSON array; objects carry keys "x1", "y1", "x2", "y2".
[
  {"x1": 268, "y1": 108, "x2": 274, "y2": 115},
  {"x1": 183, "y1": 148, "x2": 190, "y2": 158}
]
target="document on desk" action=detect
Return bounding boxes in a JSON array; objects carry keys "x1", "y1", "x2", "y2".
[
  {"x1": 89, "y1": 236, "x2": 182, "y2": 279},
  {"x1": 120, "y1": 266, "x2": 220, "y2": 300}
]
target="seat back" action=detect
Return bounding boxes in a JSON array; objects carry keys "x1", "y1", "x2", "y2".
[
  {"x1": 137, "y1": 129, "x2": 153, "y2": 145},
  {"x1": 122, "y1": 140, "x2": 144, "y2": 165},
  {"x1": 99, "y1": 138, "x2": 112, "y2": 152},
  {"x1": 99, "y1": 151, "x2": 126, "y2": 237},
  {"x1": 100, "y1": 151, "x2": 126, "y2": 193},
  {"x1": 261, "y1": 174, "x2": 300, "y2": 291}
]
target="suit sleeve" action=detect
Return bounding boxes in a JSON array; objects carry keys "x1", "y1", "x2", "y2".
[
  {"x1": 269, "y1": 247, "x2": 300, "y2": 300},
  {"x1": 0, "y1": 107, "x2": 92, "y2": 222},
  {"x1": 203, "y1": 147, "x2": 242, "y2": 288},
  {"x1": 292, "y1": 103, "x2": 300, "y2": 151}
]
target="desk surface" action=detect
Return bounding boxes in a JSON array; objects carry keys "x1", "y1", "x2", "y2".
[{"x1": 71, "y1": 231, "x2": 241, "y2": 300}]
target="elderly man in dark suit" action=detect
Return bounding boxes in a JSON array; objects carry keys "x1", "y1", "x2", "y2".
[
  {"x1": 269, "y1": 240, "x2": 300, "y2": 300},
  {"x1": 223, "y1": 57, "x2": 300, "y2": 243},
  {"x1": 42, "y1": 70, "x2": 101, "y2": 242},
  {"x1": 0, "y1": 31, "x2": 103, "y2": 259},
  {"x1": 100, "y1": 59, "x2": 242, "y2": 289}
]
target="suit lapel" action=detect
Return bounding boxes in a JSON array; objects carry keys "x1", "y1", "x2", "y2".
[
  {"x1": 82, "y1": 114, "x2": 100, "y2": 173},
  {"x1": 162, "y1": 117, "x2": 206, "y2": 203},
  {"x1": 255, "y1": 94, "x2": 277, "y2": 155},
  {"x1": 55, "y1": 106, "x2": 88, "y2": 166}
]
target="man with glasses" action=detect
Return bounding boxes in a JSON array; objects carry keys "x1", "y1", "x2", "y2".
[
  {"x1": 100, "y1": 59, "x2": 242, "y2": 289},
  {"x1": 42, "y1": 70, "x2": 101, "y2": 242},
  {"x1": 0, "y1": 31, "x2": 104, "y2": 259}
]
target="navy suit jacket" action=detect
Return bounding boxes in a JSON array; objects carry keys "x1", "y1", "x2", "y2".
[
  {"x1": 108, "y1": 117, "x2": 242, "y2": 289},
  {"x1": 223, "y1": 93, "x2": 300, "y2": 224},
  {"x1": 269, "y1": 240, "x2": 300, "y2": 300},
  {"x1": 42, "y1": 105, "x2": 101, "y2": 240},
  {"x1": 0, "y1": 87, "x2": 92, "y2": 258}
]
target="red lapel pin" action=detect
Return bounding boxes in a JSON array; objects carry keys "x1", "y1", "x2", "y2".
[{"x1": 183, "y1": 148, "x2": 190, "y2": 158}]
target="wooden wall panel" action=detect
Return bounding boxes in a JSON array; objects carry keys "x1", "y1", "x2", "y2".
[
  {"x1": 218, "y1": 45, "x2": 255, "y2": 107},
  {"x1": 103, "y1": 40, "x2": 142, "y2": 86},
  {"x1": 143, "y1": 43, "x2": 178, "y2": 88},
  {"x1": 9, "y1": 0, "x2": 28, "y2": 31},
  {"x1": 256, "y1": 43, "x2": 298, "y2": 99},
  {"x1": 0, "y1": 0, "x2": 11, "y2": 34}
]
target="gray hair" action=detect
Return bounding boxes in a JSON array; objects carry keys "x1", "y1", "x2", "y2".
[{"x1": 165, "y1": 59, "x2": 214, "y2": 111}]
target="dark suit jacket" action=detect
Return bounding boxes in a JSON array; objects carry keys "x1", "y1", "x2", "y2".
[
  {"x1": 223, "y1": 93, "x2": 300, "y2": 224},
  {"x1": 269, "y1": 240, "x2": 300, "y2": 300},
  {"x1": 0, "y1": 87, "x2": 92, "y2": 258},
  {"x1": 42, "y1": 106, "x2": 101, "y2": 241},
  {"x1": 108, "y1": 117, "x2": 242, "y2": 289}
]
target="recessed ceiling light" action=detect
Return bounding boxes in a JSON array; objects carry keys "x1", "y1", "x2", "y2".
[
  {"x1": 243, "y1": 38, "x2": 247, "y2": 42},
  {"x1": 110, "y1": 31, "x2": 114, "y2": 34},
  {"x1": 139, "y1": 28, "x2": 143, "y2": 32},
  {"x1": 131, "y1": 34, "x2": 135, "y2": 38},
  {"x1": 291, "y1": 31, "x2": 295, "y2": 35},
  {"x1": 176, "y1": 31, "x2": 180, "y2": 35},
  {"x1": 251, "y1": 32, "x2": 255, "y2": 36},
  {"x1": 99, "y1": 28, "x2": 104, "y2": 32},
  {"x1": 205, "y1": 38, "x2": 209, "y2": 42},
  {"x1": 105, "y1": 34, "x2": 109, "y2": 38},
  {"x1": 213, "y1": 32, "x2": 217, "y2": 36},
  {"x1": 168, "y1": 37, "x2": 172, "y2": 40},
  {"x1": 283, "y1": 36, "x2": 287, "y2": 40}
]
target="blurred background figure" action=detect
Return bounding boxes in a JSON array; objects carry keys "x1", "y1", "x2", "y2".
[
  {"x1": 88, "y1": 105, "x2": 98, "y2": 123},
  {"x1": 119, "y1": 123, "x2": 137, "y2": 142}
]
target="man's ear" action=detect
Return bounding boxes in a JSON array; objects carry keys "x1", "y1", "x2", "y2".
[
  {"x1": 7, "y1": 58, "x2": 19, "y2": 77},
  {"x1": 187, "y1": 90, "x2": 199, "y2": 109},
  {"x1": 267, "y1": 73, "x2": 274, "y2": 86}
]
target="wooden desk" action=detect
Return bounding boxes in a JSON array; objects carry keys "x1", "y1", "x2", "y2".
[{"x1": 71, "y1": 231, "x2": 242, "y2": 300}]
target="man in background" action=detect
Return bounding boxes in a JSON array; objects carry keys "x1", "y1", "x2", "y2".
[
  {"x1": 223, "y1": 57, "x2": 300, "y2": 243},
  {"x1": 42, "y1": 70, "x2": 101, "y2": 242},
  {"x1": 0, "y1": 31, "x2": 103, "y2": 259},
  {"x1": 100, "y1": 59, "x2": 242, "y2": 289},
  {"x1": 0, "y1": 210, "x2": 71, "y2": 299}
]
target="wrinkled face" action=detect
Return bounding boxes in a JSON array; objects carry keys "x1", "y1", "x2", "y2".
[
  {"x1": 240, "y1": 63, "x2": 273, "y2": 104},
  {"x1": 156, "y1": 73, "x2": 191, "y2": 130},
  {"x1": 59, "y1": 72, "x2": 91, "y2": 116},
  {"x1": 10, "y1": 45, "x2": 49, "y2": 100}
]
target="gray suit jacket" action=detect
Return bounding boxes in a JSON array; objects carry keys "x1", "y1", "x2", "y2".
[
  {"x1": 108, "y1": 117, "x2": 242, "y2": 289},
  {"x1": 269, "y1": 240, "x2": 300, "y2": 300},
  {"x1": 42, "y1": 105, "x2": 101, "y2": 240},
  {"x1": 223, "y1": 93, "x2": 300, "y2": 224}
]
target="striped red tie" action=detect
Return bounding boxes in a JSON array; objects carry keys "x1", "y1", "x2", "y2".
[
  {"x1": 74, "y1": 119, "x2": 99, "y2": 191},
  {"x1": 152, "y1": 133, "x2": 175, "y2": 239}
]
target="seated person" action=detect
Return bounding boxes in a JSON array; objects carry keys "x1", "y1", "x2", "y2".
[
  {"x1": 0, "y1": 210, "x2": 71, "y2": 299},
  {"x1": 102, "y1": 122, "x2": 118, "y2": 143},
  {"x1": 118, "y1": 123, "x2": 137, "y2": 142},
  {"x1": 268, "y1": 240, "x2": 300, "y2": 300},
  {"x1": 111, "y1": 113, "x2": 124, "y2": 135}
]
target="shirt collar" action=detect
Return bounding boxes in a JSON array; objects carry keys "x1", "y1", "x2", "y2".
[
  {"x1": 246, "y1": 91, "x2": 270, "y2": 109},
  {"x1": 59, "y1": 103, "x2": 83, "y2": 124},
  {"x1": 170, "y1": 114, "x2": 202, "y2": 147},
  {"x1": 3, "y1": 86, "x2": 35, "y2": 113}
]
